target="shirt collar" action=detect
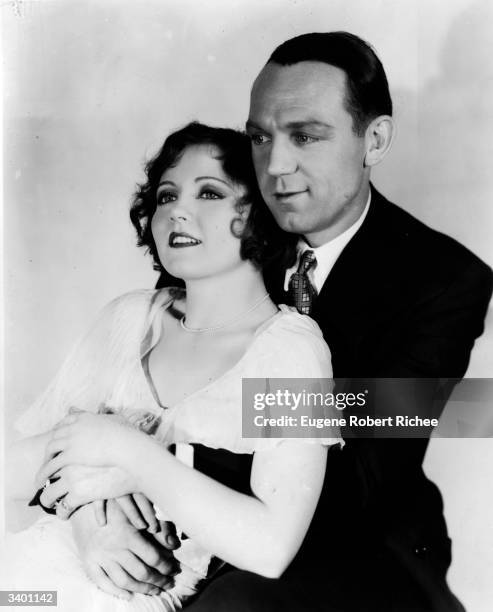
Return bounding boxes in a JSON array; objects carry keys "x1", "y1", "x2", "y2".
[{"x1": 284, "y1": 191, "x2": 371, "y2": 293}]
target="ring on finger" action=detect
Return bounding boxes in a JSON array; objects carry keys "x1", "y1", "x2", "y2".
[{"x1": 55, "y1": 498, "x2": 71, "y2": 513}]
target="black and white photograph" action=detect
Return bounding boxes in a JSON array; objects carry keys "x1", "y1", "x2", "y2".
[{"x1": 2, "y1": 1, "x2": 493, "y2": 610}]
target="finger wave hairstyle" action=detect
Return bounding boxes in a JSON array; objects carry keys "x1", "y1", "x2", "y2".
[{"x1": 130, "y1": 122, "x2": 296, "y2": 283}]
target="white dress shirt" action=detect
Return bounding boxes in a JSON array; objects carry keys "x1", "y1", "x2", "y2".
[{"x1": 284, "y1": 192, "x2": 371, "y2": 293}]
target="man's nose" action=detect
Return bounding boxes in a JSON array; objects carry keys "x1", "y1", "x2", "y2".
[{"x1": 267, "y1": 140, "x2": 297, "y2": 177}]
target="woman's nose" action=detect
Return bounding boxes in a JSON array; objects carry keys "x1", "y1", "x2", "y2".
[{"x1": 167, "y1": 197, "x2": 191, "y2": 222}]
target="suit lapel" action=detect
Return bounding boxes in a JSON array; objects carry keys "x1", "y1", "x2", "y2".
[
  {"x1": 266, "y1": 185, "x2": 415, "y2": 374},
  {"x1": 313, "y1": 187, "x2": 412, "y2": 375}
]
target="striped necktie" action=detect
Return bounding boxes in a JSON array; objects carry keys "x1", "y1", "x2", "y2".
[{"x1": 288, "y1": 250, "x2": 318, "y2": 315}]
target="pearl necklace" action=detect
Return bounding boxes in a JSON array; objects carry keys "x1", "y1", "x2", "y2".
[{"x1": 180, "y1": 293, "x2": 270, "y2": 333}]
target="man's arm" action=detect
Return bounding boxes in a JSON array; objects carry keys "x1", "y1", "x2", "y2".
[
  {"x1": 354, "y1": 257, "x2": 493, "y2": 486},
  {"x1": 385, "y1": 259, "x2": 493, "y2": 380}
]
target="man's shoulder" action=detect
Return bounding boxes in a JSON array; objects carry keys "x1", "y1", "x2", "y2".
[
  {"x1": 372, "y1": 187, "x2": 465, "y2": 256},
  {"x1": 370, "y1": 186, "x2": 492, "y2": 282}
]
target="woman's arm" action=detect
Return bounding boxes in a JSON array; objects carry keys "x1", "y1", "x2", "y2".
[
  {"x1": 5, "y1": 432, "x2": 52, "y2": 501},
  {"x1": 130, "y1": 436, "x2": 327, "y2": 578},
  {"x1": 37, "y1": 413, "x2": 328, "y2": 578}
]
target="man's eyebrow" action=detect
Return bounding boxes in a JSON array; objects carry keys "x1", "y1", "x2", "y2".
[
  {"x1": 245, "y1": 119, "x2": 334, "y2": 131},
  {"x1": 285, "y1": 120, "x2": 334, "y2": 130},
  {"x1": 195, "y1": 176, "x2": 230, "y2": 187},
  {"x1": 245, "y1": 120, "x2": 262, "y2": 131}
]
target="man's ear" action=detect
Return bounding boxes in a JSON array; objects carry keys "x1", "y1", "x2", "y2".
[{"x1": 363, "y1": 115, "x2": 394, "y2": 167}]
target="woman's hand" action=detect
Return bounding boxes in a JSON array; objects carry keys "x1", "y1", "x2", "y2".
[
  {"x1": 34, "y1": 411, "x2": 153, "y2": 515},
  {"x1": 40, "y1": 411, "x2": 146, "y2": 476},
  {"x1": 38, "y1": 464, "x2": 138, "y2": 516}
]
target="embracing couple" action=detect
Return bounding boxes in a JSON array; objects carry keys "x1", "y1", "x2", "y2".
[{"x1": 3, "y1": 32, "x2": 492, "y2": 612}]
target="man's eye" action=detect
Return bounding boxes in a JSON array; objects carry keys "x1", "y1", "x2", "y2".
[
  {"x1": 157, "y1": 191, "x2": 176, "y2": 205},
  {"x1": 199, "y1": 189, "x2": 222, "y2": 200},
  {"x1": 250, "y1": 133, "x2": 269, "y2": 146},
  {"x1": 294, "y1": 133, "x2": 318, "y2": 145}
]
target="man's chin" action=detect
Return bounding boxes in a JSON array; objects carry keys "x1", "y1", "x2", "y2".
[{"x1": 272, "y1": 211, "x2": 311, "y2": 235}]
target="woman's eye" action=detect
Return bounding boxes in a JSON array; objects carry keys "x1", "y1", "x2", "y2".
[
  {"x1": 199, "y1": 189, "x2": 222, "y2": 200},
  {"x1": 157, "y1": 191, "x2": 176, "y2": 205}
]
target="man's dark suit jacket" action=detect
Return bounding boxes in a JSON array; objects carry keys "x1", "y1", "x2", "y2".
[{"x1": 158, "y1": 186, "x2": 493, "y2": 611}]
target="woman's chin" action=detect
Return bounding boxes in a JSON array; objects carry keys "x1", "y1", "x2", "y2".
[
  {"x1": 161, "y1": 257, "x2": 245, "y2": 283},
  {"x1": 160, "y1": 258, "x2": 197, "y2": 279},
  {"x1": 163, "y1": 264, "x2": 203, "y2": 282}
]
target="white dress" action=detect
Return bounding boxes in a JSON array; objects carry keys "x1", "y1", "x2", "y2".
[{"x1": 1, "y1": 289, "x2": 340, "y2": 611}]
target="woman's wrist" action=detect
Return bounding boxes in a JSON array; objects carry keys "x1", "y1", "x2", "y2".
[
  {"x1": 119, "y1": 430, "x2": 160, "y2": 485},
  {"x1": 129, "y1": 437, "x2": 171, "y2": 500},
  {"x1": 109, "y1": 422, "x2": 145, "y2": 467}
]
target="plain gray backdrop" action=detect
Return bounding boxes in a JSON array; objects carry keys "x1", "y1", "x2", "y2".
[{"x1": 3, "y1": 1, "x2": 493, "y2": 609}]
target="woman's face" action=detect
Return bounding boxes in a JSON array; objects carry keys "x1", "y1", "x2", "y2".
[{"x1": 151, "y1": 145, "x2": 249, "y2": 280}]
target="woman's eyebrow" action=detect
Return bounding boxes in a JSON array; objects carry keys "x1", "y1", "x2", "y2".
[
  {"x1": 195, "y1": 176, "x2": 230, "y2": 187},
  {"x1": 157, "y1": 180, "x2": 176, "y2": 188}
]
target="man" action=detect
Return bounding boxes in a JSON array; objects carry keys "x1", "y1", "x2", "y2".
[
  {"x1": 72, "y1": 32, "x2": 492, "y2": 611},
  {"x1": 182, "y1": 31, "x2": 492, "y2": 612}
]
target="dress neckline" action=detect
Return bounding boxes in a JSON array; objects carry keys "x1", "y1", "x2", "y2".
[{"x1": 140, "y1": 289, "x2": 291, "y2": 412}]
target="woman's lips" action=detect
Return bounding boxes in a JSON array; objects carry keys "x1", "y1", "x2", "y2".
[{"x1": 168, "y1": 231, "x2": 202, "y2": 248}]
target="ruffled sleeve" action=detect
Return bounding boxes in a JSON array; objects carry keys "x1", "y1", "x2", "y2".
[
  {"x1": 14, "y1": 289, "x2": 171, "y2": 437},
  {"x1": 253, "y1": 306, "x2": 333, "y2": 378},
  {"x1": 245, "y1": 307, "x2": 343, "y2": 452}
]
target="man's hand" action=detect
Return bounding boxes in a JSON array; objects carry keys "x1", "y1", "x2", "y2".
[
  {"x1": 71, "y1": 499, "x2": 180, "y2": 599},
  {"x1": 93, "y1": 494, "x2": 161, "y2": 533}
]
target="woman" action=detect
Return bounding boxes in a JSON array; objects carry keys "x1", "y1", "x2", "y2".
[{"x1": 2, "y1": 123, "x2": 340, "y2": 611}]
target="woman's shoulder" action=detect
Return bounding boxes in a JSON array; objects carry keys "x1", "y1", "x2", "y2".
[
  {"x1": 262, "y1": 304, "x2": 326, "y2": 343},
  {"x1": 248, "y1": 305, "x2": 332, "y2": 378},
  {"x1": 84, "y1": 288, "x2": 179, "y2": 342}
]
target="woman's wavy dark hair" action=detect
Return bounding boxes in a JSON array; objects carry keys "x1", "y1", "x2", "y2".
[{"x1": 130, "y1": 122, "x2": 297, "y2": 284}]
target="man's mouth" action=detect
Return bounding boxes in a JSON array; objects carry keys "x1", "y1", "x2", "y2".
[
  {"x1": 168, "y1": 232, "x2": 202, "y2": 248},
  {"x1": 273, "y1": 189, "x2": 308, "y2": 201}
]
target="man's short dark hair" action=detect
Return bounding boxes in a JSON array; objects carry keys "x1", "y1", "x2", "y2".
[{"x1": 268, "y1": 32, "x2": 392, "y2": 135}]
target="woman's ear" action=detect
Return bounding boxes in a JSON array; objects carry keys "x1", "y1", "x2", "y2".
[{"x1": 363, "y1": 115, "x2": 394, "y2": 167}]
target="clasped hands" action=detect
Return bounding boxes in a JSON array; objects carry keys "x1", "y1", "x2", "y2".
[
  {"x1": 36, "y1": 410, "x2": 180, "y2": 600},
  {"x1": 37, "y1": 410, "x2": 147, "y2": 515}
]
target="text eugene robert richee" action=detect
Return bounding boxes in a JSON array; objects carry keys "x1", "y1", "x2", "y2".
[{"x1": 252, "y1": 390, "x2": 439, "y2": 429}]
